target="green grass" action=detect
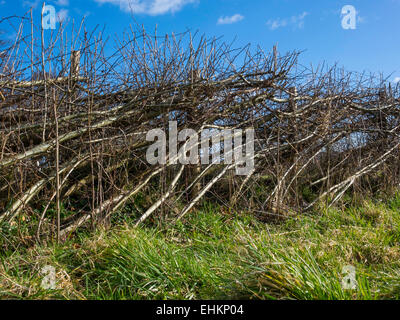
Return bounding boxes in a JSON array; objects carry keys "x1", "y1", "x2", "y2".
[{"x1": 1, "y1": 197, "x2": 400, "y2": 300}]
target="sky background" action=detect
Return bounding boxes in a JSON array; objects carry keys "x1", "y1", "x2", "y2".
[{"x1": 1, "y1": 0, "x2": 399, "y2": 82}]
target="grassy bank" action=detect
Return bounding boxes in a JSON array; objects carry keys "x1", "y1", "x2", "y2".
[{"x1": 1, "y1": 196, "x2": 400, "y2": 300}]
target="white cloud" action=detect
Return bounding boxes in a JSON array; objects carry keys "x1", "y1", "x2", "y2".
[
  {"x1": 22, "y1": 0, "x2": 40, "y2": 8},
  {"x1": 57, "y1": 9, "x2": 69, "y2": 22},
  {"x1": 267, "y1": 11, "x2": 309, "y2": 31},
  {"x1": 357, "y1": 15, "x2": 366, "y2": 24},
  {"x1": 55, "y1": 0, "x2": 70, "y2": 6},
  {"x1": 217, "y1": 14, "x2": 244, "y2": 25},
  {"x1": 94, "y1": 0, "x2": 196, "y2": 15},
  {"x1": 394, "y1": 77, "x2": 400, "y2": 83},
  {"x1": 267, "y1": 19, "x2": 287, "y2": 30},
  {"x1": 23, "y1": 0, "x2": 69, "y2": 9}
]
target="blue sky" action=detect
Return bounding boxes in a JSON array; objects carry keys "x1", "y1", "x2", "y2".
[{"x1": 2, "y1": 0, "x2": 400, "y2": 82}]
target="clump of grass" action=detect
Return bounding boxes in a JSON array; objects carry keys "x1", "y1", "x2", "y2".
[{"x1": 1, "y1": 197, "x2": 400, "y2": 300}]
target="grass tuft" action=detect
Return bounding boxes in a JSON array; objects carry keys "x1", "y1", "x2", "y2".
[{"x1": 1, "y1": 197, "x2": 400, "y2": 300}]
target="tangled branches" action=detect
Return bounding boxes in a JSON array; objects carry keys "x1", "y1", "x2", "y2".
[{"x1": 1, "y1": 16, "x2": 399, "y2": 241}]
